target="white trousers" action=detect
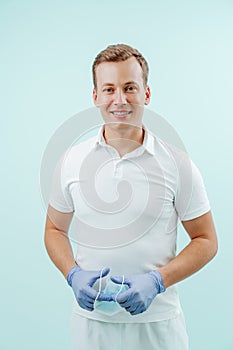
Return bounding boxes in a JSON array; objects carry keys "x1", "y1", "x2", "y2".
[{"x1": 70, "y1": 311, "x2": 189, "y2": 350}]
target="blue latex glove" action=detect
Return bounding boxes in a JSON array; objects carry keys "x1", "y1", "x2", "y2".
[
  {"x1": 110, "y1": 270, "x2": 166, "y2": 316},
  {"x1": 67, "y1": 265, "x2": 114, "y2": 311}
]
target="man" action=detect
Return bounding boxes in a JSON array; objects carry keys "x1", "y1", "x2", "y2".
[{"x1": 44, "y1": 44, "x2": 218, "y2": 350}]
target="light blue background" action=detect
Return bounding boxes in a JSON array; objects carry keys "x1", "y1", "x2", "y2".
[{"x1": 1, "y1": 1, "x2": 232, "y2": 349}]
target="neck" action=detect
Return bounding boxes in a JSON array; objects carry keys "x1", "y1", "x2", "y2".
[{"x1": 103, "y1": 124, "x2": 145, "y2": 157}]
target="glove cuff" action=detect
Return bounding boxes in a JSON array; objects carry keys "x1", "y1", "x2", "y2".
[
  {"x1": 67, "y1": 264, "x2": 81, "y2": 287},
  {"x1": 149, "y1": 269, "x2": 166, "y2": 294}
]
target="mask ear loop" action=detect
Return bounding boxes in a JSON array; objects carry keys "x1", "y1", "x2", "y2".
[
  {"x1": 95, "y1": 267, "x2": 104, "y2": 303},
  {"x1": 114, "y1": 275, "x2": 125, "y2": 303}
]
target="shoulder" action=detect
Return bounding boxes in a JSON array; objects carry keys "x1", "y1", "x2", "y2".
[
  {"x1": 148, "y1": 130, "x2": 191, "y2": 172},
  {"x1": 64, "y1": 134, "x2": 97, "y2": 163},
  {"x1": 57, "y1": 135, "x2": 98, "y2": 180}
]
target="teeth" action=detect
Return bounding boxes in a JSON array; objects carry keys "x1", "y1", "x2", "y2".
[{"x1": 112, "y1": 112, "x2": 129, "y2": 115}]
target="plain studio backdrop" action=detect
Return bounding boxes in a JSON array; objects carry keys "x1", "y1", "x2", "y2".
[{"x1": 0, "y1": 1, "x2": 232, "y2": 349}]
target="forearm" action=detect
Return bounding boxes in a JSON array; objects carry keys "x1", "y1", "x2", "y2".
[
  {"x1": 44, "y1": 229, "x2": 77, "y2": 279},
  {"x1": 157, "y1": 237, "x2": 217, "y2": 288}
]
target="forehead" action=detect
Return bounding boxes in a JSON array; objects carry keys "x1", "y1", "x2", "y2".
[{"x1": 95, "y1": 57, "x2": 144, "y2": 86}]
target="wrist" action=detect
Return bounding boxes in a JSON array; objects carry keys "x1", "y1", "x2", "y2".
[
  {"x1": 67, "y1": 263, "x2": 81, "y2": 287},
  {"x1": 149, "y1": 269, "x2": 166, "y2": 293}
]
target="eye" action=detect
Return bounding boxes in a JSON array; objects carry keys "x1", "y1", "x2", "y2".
[
  {"x1": 103, "y1": 87, "x2": 114, "y2": 93},
  {"x1": 125, "y1": 86, "x2": 137, "y2": 92}
]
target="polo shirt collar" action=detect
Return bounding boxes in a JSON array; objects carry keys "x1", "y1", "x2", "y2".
[{"x1": 92, "y1": 123, "x2": 155, "y2": 156}]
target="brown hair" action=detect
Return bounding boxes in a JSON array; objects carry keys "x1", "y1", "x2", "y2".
[{"x1": 92, "y1": 43, "x2": 149, "y2": 89}]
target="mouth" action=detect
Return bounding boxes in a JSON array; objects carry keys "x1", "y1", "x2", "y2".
[{"x1": 110, "y1": 111, "x2": 132, "y2": 119}]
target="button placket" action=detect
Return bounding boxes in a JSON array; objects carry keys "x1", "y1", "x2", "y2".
[{"x1": 113, "y1": 159, "x2": 123, "y2": 178}]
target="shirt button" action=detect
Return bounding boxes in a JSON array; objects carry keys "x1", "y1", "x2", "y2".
[{"x1": 114, "y1": 162, "x2": 123, "y2": 177}]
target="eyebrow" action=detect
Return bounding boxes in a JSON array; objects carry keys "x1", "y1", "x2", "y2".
[
  {"x1": 101, "y1": 81, "x2": 139, "y2": 87},
  {"x1": 125, "y1": 81, "x2": 138, "y2": 86},
  {"x1": 101, "y1": 83, "x2": 114, "y2": 87}
]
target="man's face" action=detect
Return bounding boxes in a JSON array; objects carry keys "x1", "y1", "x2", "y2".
[{"x1": 93, "y1": 57, "x2": 150, "y2": 129}]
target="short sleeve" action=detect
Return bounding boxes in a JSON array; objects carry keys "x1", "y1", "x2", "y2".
[
  {"x1": 49, "y1": 152, "x2": 74, "y2": 213},
  {"x1": 175, "y1": 157, "x2": 210, "y2": 221}
]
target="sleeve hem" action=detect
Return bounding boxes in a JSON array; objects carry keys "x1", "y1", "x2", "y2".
[
  {"x1": 180, "y1": 206, "x2": 211, "y2": 221},
  {"x1": 49, "y1": 199, "x2": 74, "y2": 213}
]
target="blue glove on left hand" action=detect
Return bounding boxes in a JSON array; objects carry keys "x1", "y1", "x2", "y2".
[
  {"x1": 67, "y1": 265, "x2": 114, "y2": 312},
  {"x1": 110, "y1": 270, "x2": 165, "y2": 316}
]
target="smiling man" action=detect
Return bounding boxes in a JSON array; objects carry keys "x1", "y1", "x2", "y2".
[
  {"x1": 92, "y1": 54, "x2": 150, "y2": 157},
  {"x1": 44, "y1": 44, "x2": 218, "y2": 350}
]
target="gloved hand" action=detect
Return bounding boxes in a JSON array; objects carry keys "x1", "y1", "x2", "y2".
[
  {"x1": 67, "y1": 265, "x2": 114, "y2": 311},
  {"x1": 110, "y1": 270, "x2": 166, "y2": 316}
]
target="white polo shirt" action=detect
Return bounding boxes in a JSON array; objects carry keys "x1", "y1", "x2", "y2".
[{"x1": 49, "y1": 123, "x2": 210, "y2": 323}]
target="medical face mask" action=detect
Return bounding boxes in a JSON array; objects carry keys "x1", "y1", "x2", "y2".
[{"x1": 94, "y1": 271, "x2": 127, "y2": 316}]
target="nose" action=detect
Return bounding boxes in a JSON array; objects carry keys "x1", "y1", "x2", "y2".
[{"x1": 113, "y1": 89, "x2": 127, "y2": 104}]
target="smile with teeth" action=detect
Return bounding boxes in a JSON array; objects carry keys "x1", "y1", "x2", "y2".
[{"x1": 111, "y1": 111, "x2": 131, "y2": 116}]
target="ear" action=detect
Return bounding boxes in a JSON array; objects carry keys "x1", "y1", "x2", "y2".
[
  {"x1": 93, "y1": 88, "x2": 99, "y2": 107},
  {"x1": 144, "y1": 86, "x2": 151, "y2": 105}
]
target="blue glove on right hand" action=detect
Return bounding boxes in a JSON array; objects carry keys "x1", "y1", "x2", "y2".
[
  {"x1": 67, "y1": 265, "x2": 113, "y2": 312},
  {"x1": 110, "y1": 269, "x2": 165, "y2": 315}
]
